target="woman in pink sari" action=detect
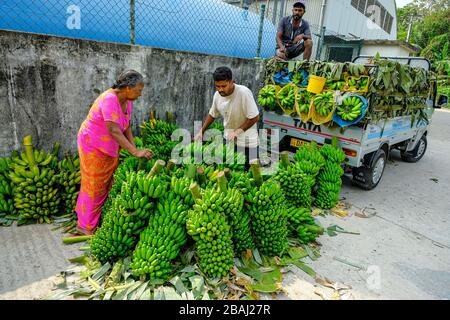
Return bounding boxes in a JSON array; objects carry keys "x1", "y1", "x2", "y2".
[{"x1": 75, "y1": 70, "x2": 153, "y2": 235}]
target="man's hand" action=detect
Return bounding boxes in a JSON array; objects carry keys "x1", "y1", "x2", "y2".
[
  {"x1": 226, "y1": 129, "x2": 243, "y2": 142},
  {"x1": 293, "y1": 34, "x2": 304, "y2": 44}
]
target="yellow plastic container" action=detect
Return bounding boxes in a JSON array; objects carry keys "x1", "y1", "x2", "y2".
[{"x1": 307, "y1": 75, "x2": 326, "y2": 94}]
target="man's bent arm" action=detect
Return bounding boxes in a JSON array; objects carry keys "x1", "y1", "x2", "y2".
[{"x1": 237, "y1": 115, "x2": 260, "y2": 134}]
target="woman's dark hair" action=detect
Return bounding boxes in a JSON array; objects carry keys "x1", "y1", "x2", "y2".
[
  {"x1": 112, "y1": 70, "x2": 144, "y2": 89},
  {"x1": 213, "y1": 67, "x2": 233, "y2": 82}
]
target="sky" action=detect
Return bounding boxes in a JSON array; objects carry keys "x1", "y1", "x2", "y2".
[{"x1": 396, "y1": 0, "x2": 414, "y2": 8}]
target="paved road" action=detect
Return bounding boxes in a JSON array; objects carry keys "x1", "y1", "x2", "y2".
[{"x1": 1, "y1": 109, "x2": 449, "y2": 300}]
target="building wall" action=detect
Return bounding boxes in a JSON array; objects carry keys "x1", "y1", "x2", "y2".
[
  {"x1": 323, "y1": 0, "x2": 397, "y2": 40},
  {"x1": 0, "y1": 30, "x2": 265, "y2": 157},
  {"x1": 360, "y1": 44, "x2": 414, "y2": 57}
]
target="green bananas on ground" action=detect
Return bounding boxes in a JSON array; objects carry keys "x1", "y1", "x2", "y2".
[
  {"x1": 337, "y1": 96, "x2": 364, "y2": 121},
  {"x1": 57, "y1": 154, "x2": 81, "y2": 216},
  {"x1": 277, "y1": 85, "x2": 296, "y2": 110},
  {"x1": 285, "y1": 206, "x2": 323, "y2": 244},
  {"x1": 187, "y1": 183, "x2": 235, "y2": 279},
  {"x1": 314, "y1": 91, "x2": 334, "y2": 117},
  {"x1": 314, "y1": 139, "x2": 346, "y2": 209},
  {"x1": 90, "y1": 162, "x2": 167, "y2": 263},
  {"x1": 258, "y1": 85, "x2": 277, "y2": 110},
  {"x1": 247, "y1": 165, "x2": 288, "y2": 256},
  {"x1": 8, "y1": 136, "x2": 60, "y2": 224},
  {"x1": 170, "y1": 176, "x2": 195, "y2": 207},
  {"x1": 140, "y1": 119, "x2": 178, "y2": 161},
  {"x1": 294, "y1": 141, "x2": 325, "y2": 178},
  {"x1": 276, "y1": 156, "x2": 314, "y2": 208},
  {"x1": 0, "y1": 157, "x2": 14, "y2": 217},
  {"x1": 297, "y1": 90, "x2": 312, "y2": 114},
  {"x1": 131, "y1": 191, "x2": 189, "y2": 280}
]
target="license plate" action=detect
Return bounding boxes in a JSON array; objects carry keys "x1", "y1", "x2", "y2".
[{"x1": 290, "y1": 138, "x2": 309, "y2": 148}]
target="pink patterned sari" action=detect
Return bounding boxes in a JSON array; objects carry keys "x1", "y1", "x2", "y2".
[{"x1": 75, "y1": 89, "x2": 132, "y2": 232}]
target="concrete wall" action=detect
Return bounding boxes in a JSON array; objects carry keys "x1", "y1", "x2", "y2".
[
  {"x1": 361, "y1": 44, "x2": 413, "y2": 57},
  {"x1": 0, "y1": 30, "x2": 265, "y2": 157}
]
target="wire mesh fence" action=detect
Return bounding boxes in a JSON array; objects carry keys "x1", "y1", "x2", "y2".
[{"x1": 0, "y1": 0, "x2": 284, "y2": 59}]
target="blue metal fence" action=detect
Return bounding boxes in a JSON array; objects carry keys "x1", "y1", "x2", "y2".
[{"x1": 0, "y1": 0, "x2": 278, "y2": 59}]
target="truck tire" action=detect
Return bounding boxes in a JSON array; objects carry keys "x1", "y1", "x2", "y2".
[
  {"x1": 352, "y1": 149, "x2": 387, "y2": 190},
  {"x1": 401, "y1": 135, "x2": 427, "y2": 163}
]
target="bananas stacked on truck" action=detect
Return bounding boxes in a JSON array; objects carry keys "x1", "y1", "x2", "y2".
[
  {"x1": 0, "y1": 156, "x2": 14, "y2": 217},
  {"x1": 325, "y1": 79, "x2": 346, "y2": 91},
  {"x1": 347, "y1": 77, "x2": 369, "y2": 91},
  {"x1": 276, "y1": 153, "x2": 314, "y2": 208},
  {"x1": 186, "y1": 183, "x2": 235, "y2": 279},
  {"x1": 141, "y1": 118, "x2": 178, "y2": 161},
  {"x1": 315, "y1": 139, "x2": 346, "y2": 209},
  {"x1": 90, "y1": 161, "x2": 167, "y2": 263},
  {"x1": 313, "y1": 91, "x2": 334, "y2": 116},
  {"x1": 277, "y1": 84, "x2": 296, "y2": 111},
  {"x1": 336, "y1": 96, "x2": 364, "y2": 121},
  {"x1": 57, "y1": 154, "x2": 81, "y2": 216},
  {"x1": 247, "y1": 163, "x2": 288, "y2": 256},
  {"x1": 285, "y1": 206, "x2": 323, "y2": 244},
  {"x1": 297, "y1": 90, "x2": 312, "y2": 114},
  {"x1": 130, "y1": 191, "x2": 189, "y2": 280},
  {"x1": 258, "y1": 85, "x2": 277, "y2": 111},
  {"x1": 8, "y1": 136, "x2": 60, "y2": 224}
]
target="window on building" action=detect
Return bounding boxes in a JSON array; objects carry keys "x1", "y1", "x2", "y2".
[
  {"x1": 351, "y1": 0, "x2": 393, "y2": 34},
  {"x1": 328, "y1": 47, "x2": 354, "y2": 62}
]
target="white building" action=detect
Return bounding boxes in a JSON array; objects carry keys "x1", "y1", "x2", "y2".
[{"x1": 225, "y1": 0, "x2": 414, "y2": 61}]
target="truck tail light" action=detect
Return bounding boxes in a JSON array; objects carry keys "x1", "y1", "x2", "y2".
[{"x1": 343, "y1": 148, "x2": 357, "y2": 157}]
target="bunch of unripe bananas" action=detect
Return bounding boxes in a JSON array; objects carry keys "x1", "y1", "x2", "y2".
[
  {"x1": 131, "y1": 192, "x2": 189, "y2": 280},
  {"x1": 314, "y1": 91, "x2": 335, "y2": 117},
  {"x1": 314, "y1": 140, "x2": 346, "y2": 209},
  {"x1": 187, "y1": 184, "x2": 235, "y2": 279},
  {"x1": 57, "y1": 154, "x2": 81, "y2": 216},
  {"x1": 336, "y1": 96, "x2": 364, "y2": 121},
  {"x1": 8, "y1": 136, "x2": 60, "y2": 224},
  {"x1": 285, "y1": 206, "x2": 323, "y2": 244},
  {"x1": 277, "y1": 85, "x2": 296, "y2": 110},
  {"x1": 258, "y1": 85, "x2": 277, "y2": 110},
  {"x1": 297, "y1": 90, "x2": 312, "y2": 114}
]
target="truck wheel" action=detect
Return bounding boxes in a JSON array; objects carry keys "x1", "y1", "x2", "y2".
[
  {"x1": 401, "y1": 135, "x2": 427, "y2": 163},
  {"x1": 352, "y1": 149, "x2": 387, "y2": 190}
]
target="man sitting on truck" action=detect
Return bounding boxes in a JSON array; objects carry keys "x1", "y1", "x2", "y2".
[
  {"x1": 194, "y1": 66, "x2": 260, "y2": 169},
  {"x1": 276, "y1": 1, "x2": 313, "y2": 61}
]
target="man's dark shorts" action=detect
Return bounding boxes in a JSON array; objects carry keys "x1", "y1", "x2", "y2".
[{"x1": 283, "y1": 41, "x2": 305, "y2": 59}]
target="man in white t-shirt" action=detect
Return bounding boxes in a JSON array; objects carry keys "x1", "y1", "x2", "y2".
[{"x1": 194, "y1": 67, "x2": 260, "y2": 168}]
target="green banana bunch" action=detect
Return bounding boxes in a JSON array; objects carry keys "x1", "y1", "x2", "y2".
[
  {"x1": 131, "y1": 191, "x2": 189, "y2": 280},
  {"x1": 0, "y1": 157, "x2": 14, "y2": 217},
  {"x1": 276, "y1": 162, "x2": 314, "y2": 208},
  {"x1": 285, "y1": 206, "x2": 323, "y2": 244},
  {"x1": 187, "y1": 185, "x2": 235, "y2": 279},
  {"x1": 314, "y1": 91, "x2": 334, "y2": 116},
  {"x1": 326, "y1": 80, "x2": 346, "y2": 90},
  {"x1": 278, "y1": 85, "x2": 296, "y2": 110},
  {"x1": 8, "y1": 136, "x2": 60, "y2": 224},
  {"x1": 219, "y1": 184, "x2": 254, "y2": 255},
  {"x1": 247, "y1": 179, "x2": 288, "y2": 256},
  {"x1": 91, "y1": 167, "x2": 167, "y2": 263},
  {"x1": 336, "y1": 96, "x2": 364, "y2": 121},
  {"x1": 57, "y1": 154, "x2": 81, "y2": 216},
  {"x1": 294, "y1": 141, "x2": 326, "y2": 173},
  {"x1": 170, "y1": 176, "x2": 195, "y2": 206},
  {"x1": 347, "y1": 76, "x2": 369, "y2": 91},
  {"x1": 297, "y1": 90, "x2": 312, "y2": 114},
  {"x1": 314, "y1": 138, "x2": 345, "y2": 209},
  {"x1": 258, "y1": 85, "x2": 277, "y2": 110},
  {"x1": 291, "y1": 72, "x2": 305, "y2": 86},
  {"x1": 140, "y1": 119, "x2": 178, "y2": 161}
]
